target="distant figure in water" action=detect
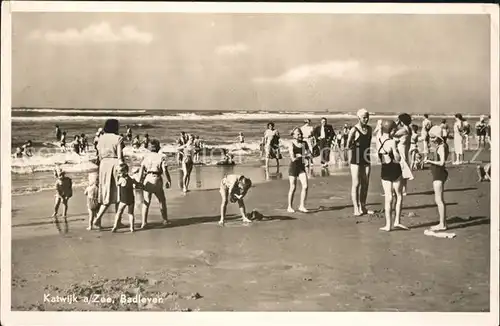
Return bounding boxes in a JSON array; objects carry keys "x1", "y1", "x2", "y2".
[
  {"x1": 194, "y1": 135, "x2": 203, "y2": 163},
  {"x1": 80, "y1": 133, "x2": 88, "y2": 153},
  {"x1": 132, "y1": 135, "x2": 141, "y2": 149},
  {"x1": 142, "y1": 133, "x2": 150, "y2": 150},
  {"x1": 126, "y1": 125, "x2": 133, "y2": 142},
  {"x1": 238, "y1": 132, "x2": 245, "y2": 144},
  {"x1": 21, "y1": 140, "x2": 33, "y2": 157},
  {"x1": 52, "y1": 167, "x2": 73, "y2": 219},
  {"x1": 217, "y1": 149, "x2": 235, "y2": 166},
  {"x1": 60, "y1": 131, "x2": 67, "y2": 152},
  {"x1": 55, "y1": 125, "x2": 62, "y2": 142},
  {"x1": 177, "y1": 131, "x2": 188, "y2": 165},
  {"x1": 72, "y1": 135, "x2": 81, "y2": 155},
  {"x1": 219, "y1": 174, "x2": 253, "y2": 226}
]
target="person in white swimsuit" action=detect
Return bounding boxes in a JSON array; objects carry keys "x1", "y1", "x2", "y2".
[{"x1": 139, "y1": 139, "x2": 171, "y2": 229}]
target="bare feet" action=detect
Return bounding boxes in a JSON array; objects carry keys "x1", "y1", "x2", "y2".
[
  {"x1": 162, "y1": 220, "x2": 171, "y2": 226},
  {"x1": 430, "y1": 224, "x2": 447, "y2": 231},
  {"x1": 287, "y1": 207, "x2": 296, "y2": 213},
  {"x1": 218, "y1": 220, "x2": 225, "y2": 226},
  {"x1": 140, "y1": 223, "x2": 148, "y2": 229},
  {"x1": 111, "y1": 227, "x2": 117, "y2": 233},
  {"x1": 129, "y1": 228, "x2": 135, "y2": 233},
  {"x1": 86, "y1": 226, "x2": 92, "y2": 231},
  {"x1": 354, "y1": 211, "x2": 364, "y2": 217},
  {"x1": 393, "y1": 223, "x2": 410, "y2": 230},
  {"x1": 298, "y1": 206, "x2": 309, "y2": 213},
  {"x1": 362, "y1": 209, "x2": 375, "y2": 215},
  {"x1": 379, "y1": 225, "x2": 391, "y2": 231}
]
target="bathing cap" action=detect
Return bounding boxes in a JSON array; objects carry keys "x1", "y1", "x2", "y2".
[{"x1": 357, "y1": 108, "x2": 369, "y2": 118}]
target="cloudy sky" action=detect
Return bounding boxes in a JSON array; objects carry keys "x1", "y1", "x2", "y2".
[{"x1": 12, "y1": 13, "x2": 490, "y2": 113}]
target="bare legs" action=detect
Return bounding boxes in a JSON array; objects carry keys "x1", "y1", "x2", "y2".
[
  {"x1": 92, "y1": 203, "x2": 110, "y2": 228},
  {"x1": 430, "y1": 180, "x2": 447, "y2": 231},
  {"x1": 380, "y1": 178, "x2": 406, "y2": 231},
  {"x1": 182, "y1": 161, "x2": 193, "y2": 193},
  {"x1": 219, "y1": 187, "x2": 251, "y2": 226},
  {"x1": 350, "y1": 164, "x2": 371, "y2": 216},
  {"x1": 111, "y1": 202, "x2": 134, "y2": 233},
  {"x1": 360, "y1": 164, "x2": 371, "y2": 213},
  {"x1": 350, "y1": 164, "x2": 362, "y2": 215},
  {"x1": 52, "y1": 197, "x2": 69, "y2": 218},
  {"x1": 86, "y1": 208, "x2": 98, "y2": 230},
  {"x1": 287, "y1": 173, "x2": 308, "y2": 213},
  {"x1": 141, "y1": 190, "x2": 169, "y2": 229}
]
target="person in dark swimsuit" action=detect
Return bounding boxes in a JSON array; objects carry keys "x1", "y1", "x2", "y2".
[
  {"x1": 377, "y1": 120, "x2": 407, "y2": 231},
  {"x1": 424, "y1": 126, "x2": 450, "y2": 231},
  {"x1": 346, "y1": 109, "x2": 373, "y2": 216},
  {"x1": 112, "y1": 163, "x2": 140, "y2": 233},
  {"x1": 287, "y1": 127, "x2": 310, "y2": 213},
  {"x1": 55, "y1": 125, "x2": 62, "y2": 142}
]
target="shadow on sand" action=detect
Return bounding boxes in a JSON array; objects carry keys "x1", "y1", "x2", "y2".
[
  {"x1": 13, "y1": 216, "x2": 85, "y2": 228},
  {"x1": 312, "y1": 202, "x2": 381, "y2": 213},
  {"x1": 411, "y1": 215, "x2": 489, "y2": 230},
  {"x1": 134, "y1": 214, "x2": 296, "y2": 231},
  {"x1": 408, "y1": 187, "x2": 477, "y2": 196}
]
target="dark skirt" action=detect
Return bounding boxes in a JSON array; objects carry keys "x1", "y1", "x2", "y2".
[{"x1": 431, "y1": 165, "x2": 448, "y2": 182}]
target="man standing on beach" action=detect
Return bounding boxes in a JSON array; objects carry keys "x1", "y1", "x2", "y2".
[
  {"x1": 313, "y1": 118, "x2": 335, "y2": 168},
  {"x1": 421, "y1": 114, "x2": 432, "y2": 161}
]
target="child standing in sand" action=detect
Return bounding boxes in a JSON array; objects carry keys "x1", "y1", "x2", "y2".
[
  {"x1": 84, "y1": 172, "x2": 100, "y2": 230},
  {"x1": 52, "y1": 167, "x2": 73, "y2": 219},
  {"x1": 424, "y1": 126, "x2": 450, "y2": 231},
  {"x1": 112, "y1": 163, "x2": 139, "y2": 233},
  {"x1": 219, "y1": 174, "x2": 253, "y2": 226},
  {"x1": 377, "y1": 120, "x2": 407, "y2": 231}
]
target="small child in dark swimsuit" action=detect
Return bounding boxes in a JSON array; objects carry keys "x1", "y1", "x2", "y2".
[
  {"x1": 112, "y1": 163, "x2": 140, "y2": 233},
  {"x1": 377, "y1": 120, "x2": 407, "y2": 231},
  {"x1": 52, "y1": 167, "x2": 73, "y2": 219},
  {"x1": 424, "y1": 126, "x2": 450, "y2": 231}
]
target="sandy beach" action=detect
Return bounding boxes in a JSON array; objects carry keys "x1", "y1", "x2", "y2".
[{"x1": 10, "y1": 148, "x2": 491, "y2": 312}]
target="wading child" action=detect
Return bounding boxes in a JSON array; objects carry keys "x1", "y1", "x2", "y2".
[
  {"x1": 424, "y1": 126, "x2": 450, "y2": 231},
  {"x1": 219, "y1": 174, "x2": 253, "y2": 226},
  {"x1": 84, "y1": 172, "x2": 100, "y2": 230},
  {"x1": 112, "y1": 163, "x2": 139, "y2": 233},
  {"x1": 52, "y1": 167, "x2": 73, "y2": 219}
]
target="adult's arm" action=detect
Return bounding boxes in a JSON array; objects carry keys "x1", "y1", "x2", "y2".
[{"x1": 117, "y1": 136, "x2": 124, "y2": 162}]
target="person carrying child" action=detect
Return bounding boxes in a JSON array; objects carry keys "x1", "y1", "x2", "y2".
[
  {"x1": 112, "y1": 163, "x2": 141, "y2": 233},
  {"x1": 219, "y1": 174, "x2": 253, "y2": 226},
  {"x1": 52, "y1": 167, "x2": 73, "y2": 219},
  {"x1": 84, "y1": 172, "x2": 100, "y2": 230}
]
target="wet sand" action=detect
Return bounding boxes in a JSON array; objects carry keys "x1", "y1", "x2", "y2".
[{"x1": 11, "y1": 151, "x2": 491, "y2": 311}]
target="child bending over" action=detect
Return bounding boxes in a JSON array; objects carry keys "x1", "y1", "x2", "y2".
[
  {"x1": 52, "y1": 167, "x2": 73, "y2": 219},
  {"x1": 219, "y1": 174, "x2": 253, "y2": 226}
]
